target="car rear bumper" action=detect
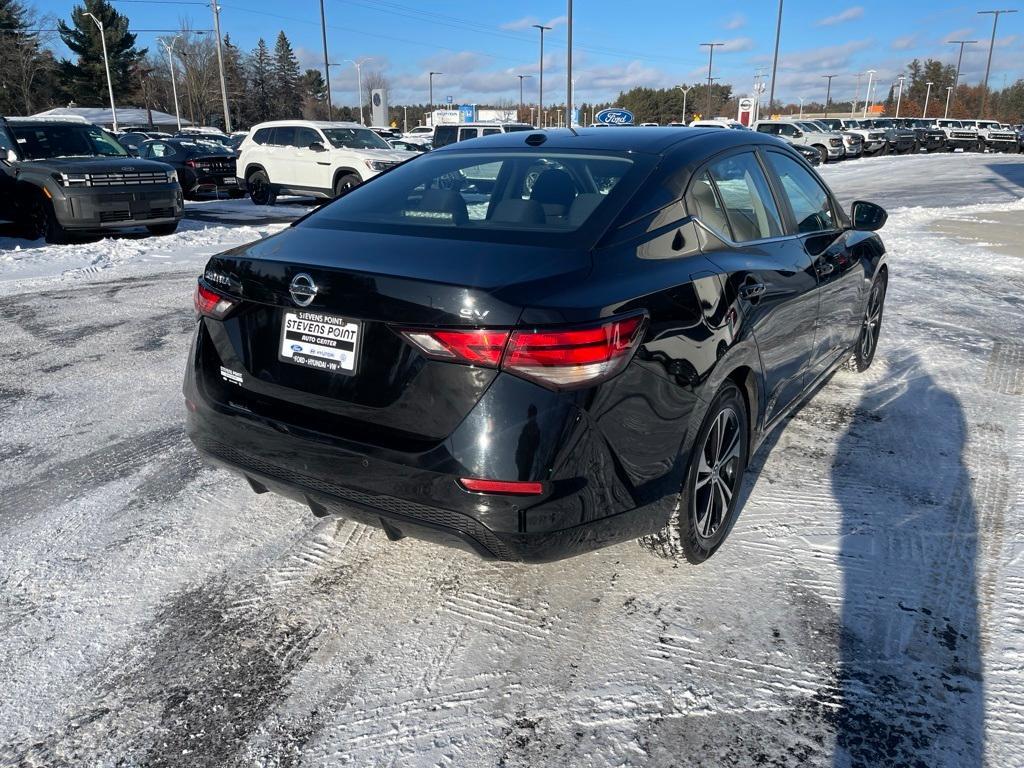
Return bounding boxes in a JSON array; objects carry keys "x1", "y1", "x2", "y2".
[{"x1": 52, "y1": 183, "x2": 184, "y2": 230}]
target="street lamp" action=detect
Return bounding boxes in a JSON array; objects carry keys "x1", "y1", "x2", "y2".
[
  {"x1": 978, "y1": 10, "x2": 1017, "y2": 117},
  {"x1": 565, "y1": 0, "x2": 573, "y2": 129},
  {"x1": 768, "y1": 0, "x2": 784, "y2": 111},
  {"x1": 822, "y1": 73, "x2": 837, "y2": 118},
  {"x1": 895, "y1": 75, "x2": 905, "y2": 118},
  {"x1": 922, "y1": 81, "x2": 934, "y2": 118},
  {"x1": 798, "y1": 96, "x2": 805, "y2": 118},
  {"x1": 947, "y1": 39, "x2": 979, "y2": 94},
  {"x1": 862, "y1": 69, "x2": 876, "y2": 118},
  {"x1": 677, "y1": 85, "x2": 691, "y2": 122},
  {"x1": 944, "y1": 85, "x2": 954, "y2": 118},
  {"x1": 83, "y1": 12, "x2": 118, "y2": 132},
  {"x1": 428, "y1": 70, "x2": 442, "y2": 113},
  {"x1": 700, "y1": 42, "x2": 724, "y2": 117},
  {"x1": 160, "y1": 37, "x2": 183, "y2": 131},
  {"x1": 533, "y1": 24, "x2": 552, "y2": 124},
  {"x1": 345, "y1": 58, "x2": 373, "y2": 125},
  {"x1": 517, "y1": 74, "x2": 532, "y2": 121}
]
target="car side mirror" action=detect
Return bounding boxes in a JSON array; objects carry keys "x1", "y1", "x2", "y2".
[
  {"x1": 793, "y1": 129, "x2": 803, "y2": 138},
  {"x1": 309, "y1": 141, "x2": 326, "y2": 152},
  {"x1": 851, "y1": 200, "x2": 887, "y2": 231}
]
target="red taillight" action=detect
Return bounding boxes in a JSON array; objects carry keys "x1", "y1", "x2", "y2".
[
  {"x1": 399, "y1": 314, "x2": 646, "y2": 389},
  {"x1": 185, "y1": 159, "x2": 196, "y2": 168},
  {"x1": 459, "y1": 478, "x2": 545, "y2": 495},
  {"x1": 193, "y1": 282, "x2": 236, "y2": 319}
]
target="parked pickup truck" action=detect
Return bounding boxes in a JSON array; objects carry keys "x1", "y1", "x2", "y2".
[
  {"x1": 818, "y1": 118, "x2": 887, "y2": 155},
  {"x1": 751, "y1": 119, "x2": 845, "y2": 163},
  {"x1": 864, "y1": 119, "x2": 917, "y2": 154},
  {"x1": 0, "y1": 116, "x2": 183, "y2": 243}
]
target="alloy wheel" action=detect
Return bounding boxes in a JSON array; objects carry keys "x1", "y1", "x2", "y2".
[
  {"x1": 860, "y1": 281, "x2": 884, "y2": 361},
  {"x1": 693, "y1": 406, "x2": 742, "y2": 540}
]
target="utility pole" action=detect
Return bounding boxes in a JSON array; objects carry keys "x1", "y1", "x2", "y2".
[
  {"x1": 895, "y1": 75, "x2": 905, "y2": 118},
  {"x1": 822, "y1": 73, "x2": 837, "y2": 118},
  {"x1": 517, "y1": 75, "x2": 532, "y2": 120},
  {"x1": 318, "y1": 0, "x2": 332, "y2": 117},
  {"x1": 160, "y1": 37, "x2": 183, "y2": 131},
  {"x1": 862, "y1": 69, "x2": 876, "y2": 118},
  {"x1": 346, "y1": 58, "x2": 373, "y2": 125},
  {"x1": 978, "y1": 10, "x2": 1017, "y2": 117},
  {"x1": 852, "y1": 72, "x2": 863, "y2": 117},
  {"x1": 83, "y1": 12, "x2": 118, "y2": 131},
  {"x1": 565, "y1": 0, "x2": 573, "y2": 128},
  {"x1": 944, "y1": 86, "x2": 954, "y2": 118},
  {"x1": 799, "y1": 96, "x2": 805, "y2": 118},
  {"x1": 922, "y1": 81, "x2": 934, "y2": 118},
  {"x1": 700, "y1": 42, "x2": 724, "y2": 117},
  {"x1": 533, "y1": 24, "x2": 552, "y2": 121},
  {"x1": 677, "y1": 85, "x2": 691, "y2": 122},
  {"x1": 209, "y1": 2, "x2": 231, "y2": 131},
  {"x1": 428, "y1": 71, "x2": 442, "y2": 115},
  {"x1": 768, "y1": 0, "x2": 784, "y2": 111},
  {"x1": 948, "y1": 39, "x2": 979, "y2": 93}
]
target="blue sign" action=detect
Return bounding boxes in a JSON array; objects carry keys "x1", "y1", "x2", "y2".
[
  {"x1": 459, "y1": 104, "x2": 477, "y2": 123},
  {"x1": 446, "y1": 95, "x2": 453, "y2": 104},
  {"x1": 594, "y1": 108, "x2": 634, "y2": 125}
]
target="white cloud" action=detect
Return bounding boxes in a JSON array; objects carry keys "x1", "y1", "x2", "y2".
[
  {"x1": 816, "y1": 6, "x2": 865, "y2": 27},
  {"x1": 724, "y1": 13, "x2": 747, "y2": 30},
  {"x1": 891, "y1": 35, "x2": 918, "y2": 51},
  {"x1": 720, "y1": 37, "x2": 755, "y2": 53},
  {"x1": 501, "y1": 15, "x2": 567, "y2": 32}
]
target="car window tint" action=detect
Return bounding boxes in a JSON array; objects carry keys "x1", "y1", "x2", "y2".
[
  {"x1": 706, "y1": 152, "x2": 783, "y2": 242},
  {"x1": 766, "y1": 151, "x2": 837, "y2": 234},
  {"x1": 150, "y1": 142, "x2": 175, "y2": 158},
  {"x1": 458, "y1": 128, "x2": 479, "y2": 141},
  {"x1": 273, "y1": 126, "x2": 296, "y2": 146},
  {"x1": 252, "y1": 128, "x2": 271, "y2": 144},
  {"x1": 686, "y1": 172, "x2": 732, "y2": 239},
  {"x1": 295, "y1": 127, "x2": 321, "y2": 148},
  {"x1": 482, "y1": 128, "x2": 501, "y2": 136}
]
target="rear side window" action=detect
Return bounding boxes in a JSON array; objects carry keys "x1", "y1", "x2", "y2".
[
  {"x1": 686, "y1": 172, "x2": 732, "y2": 239},
  {"x1": 482, "y1": 128, "x2": 501, "y2": 136},
  {"x1": 273, "y1": 126, "x2": 296, "y2": 146},
  {"x1": 458, "y1": 128, "x2": 479, "y2": 142},
  {"x1": 433, "y1": 126, "x2": 458, "y2": 148},
  {"x1": 765, "y1": 151, "x2": 837, "y2": 234},
  {"x1": 252, "y1": 128, "x2": 272, "y2": 145},
  {"x1": 705, "y1": 152, "x2": 782, "y2": 242}
]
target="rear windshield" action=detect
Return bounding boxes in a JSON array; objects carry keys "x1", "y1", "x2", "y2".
[
  {"x1": 10, "y1": 123, "x2": 129, "y2": 160},
  {"x1": 300, "y1": 150, "x2": 644, "y2": 245}
]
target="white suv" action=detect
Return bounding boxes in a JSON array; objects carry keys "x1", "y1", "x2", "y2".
[{"x1": 237, "y1": 120, "x2": 417, "y2": 204}]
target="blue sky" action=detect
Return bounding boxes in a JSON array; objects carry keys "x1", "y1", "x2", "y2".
[{"x1": 32, "y1": 0, "x2": 1024, "y2": 106}]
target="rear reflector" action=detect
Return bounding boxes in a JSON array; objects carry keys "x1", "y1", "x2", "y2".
[
  {"x1": 459, "y1": 478, "x2": 545, "y2": 495},
  {"x1": 193, "y1": 282, "x2": 237, "y2": 319},
  {"x1": 400, "y1": 313, "x2": 646, "y2": 389}
]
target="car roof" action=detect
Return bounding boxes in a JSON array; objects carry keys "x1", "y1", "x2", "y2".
[
  {"x1": 437, "y1": 122, "x2": 533, "y2": 128},
  {"x1": 431, "y1": 126, "x2": 782, "y2": 156},
  {"x1": 250, "y1": 120, "x2": 365, "y2": 129}
]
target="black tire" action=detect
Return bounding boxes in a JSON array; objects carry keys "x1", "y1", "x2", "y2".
[
  {"x1": 22, "y1": 192, "x2": 68, "y2": 244},
  {"x1": 333, "y1": 173, "x2": 361, "y2": 198},
  {"x1": 146, "y1": 222, "x2": 179, "y2": 236},
  {"x1": 639, "y1": 381, "x2": 749, "y2": 564},
  {"x1": 247, "y1": 170, "x2": 276, "y2": 205},
  {"x1": 846, "y1": 273, "x2": 887, "y2": 373},
  {"x1": 813, "y1": 144, "x2": 828, "y2": 164}
]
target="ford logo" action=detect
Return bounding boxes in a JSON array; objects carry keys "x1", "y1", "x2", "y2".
[
  {"x1": 594, "y1": 108, "x2": 634, "y2": 126},
  {"x1": 291, "y1": 344, "x2": 303, "y2": 352},
  {"x1": 288, "y1": 273, "x2": 317, "y2": 307}
]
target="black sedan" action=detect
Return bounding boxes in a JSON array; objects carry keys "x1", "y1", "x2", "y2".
[
  {"x1": 137, "y1": 138, "x2": 242, "y2": 199},
  {"x1": 184, "y1": 128, "x2": 889, "y2": 563}
]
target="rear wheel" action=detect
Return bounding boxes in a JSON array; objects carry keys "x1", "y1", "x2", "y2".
[
  {"x1": 146, "y1": 222, "x2": 179, "y2": 236},
  {"x1": 846, "y1": 274, "x2": 887, "y2": 372},
  {"x1": 22, "y1": 192, "x2": 68, "y2": 244},
  {"x1": 247, "y1": 170, "x2": 276, "y2": 205},
  {"x1": 639, "y1": 382, "x2": 749, "y2": 564},
  {"x1": 333, "y1": 173, "x2": 361, "y2": 198}
]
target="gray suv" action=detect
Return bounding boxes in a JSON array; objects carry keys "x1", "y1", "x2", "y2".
[{"x1": 0, "y1": 117, "x2": 183, "y2": 243}]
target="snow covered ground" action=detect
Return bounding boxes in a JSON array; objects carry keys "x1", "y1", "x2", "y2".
[{"x1": 0, "y1": 153, "x2": 1022, "y2": 767}]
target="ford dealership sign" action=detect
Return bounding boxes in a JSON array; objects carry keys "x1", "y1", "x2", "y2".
[{"x1": 594, "y1": 108, "x2": 635, "y2": 125}]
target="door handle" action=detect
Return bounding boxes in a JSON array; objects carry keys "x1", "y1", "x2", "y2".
[{"x1": 738, "y1": 280, "x2": 766, "y2": 300}]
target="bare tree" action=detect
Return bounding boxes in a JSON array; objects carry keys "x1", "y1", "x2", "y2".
[
  {"x1": 362, "y1": 69, "x2": 389, "y2": 119},
  {"x1": 1, "y1": 10, "x2": 59, "y2": 114}
]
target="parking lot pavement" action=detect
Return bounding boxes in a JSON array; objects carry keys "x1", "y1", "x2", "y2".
[{"x1": 0, "y1": 155, "x2": 1022, "y2": 767}]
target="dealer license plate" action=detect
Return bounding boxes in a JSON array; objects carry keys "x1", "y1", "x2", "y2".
[{"x1": 278, "y1": 310, "x2": 360, "y2": 375}]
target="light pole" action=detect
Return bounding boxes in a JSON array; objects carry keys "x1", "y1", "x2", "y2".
[
  {"x1": 852, "y1": 72, "x2": 863, "y2": 117},
  {"x1": 799, "y1": 96, "x2": 805, "y2": 118},
  {"x1": 978, "y1": 10, "x2": 1017, "y2": 117},
  {"x1": 160, "y1": 37, "x2": 183, "y2": 131},
  {"x1": 895, "y1": 75, "x2": 905, "y2": 118},
  {"x1": 947, "y1": 39, "x2": 978, "y2": 94},
  {"x1": 209, "y1": 1, "x2": 231, "y2": 131},
  {"x1": 83, "y1": 12, "x2": 118, "y2": 132},
  {"x1": 565, "y1": 0, "x2": 573, "y2": 129},
  {"x1": 862, "y1": 69, "x2": 876, "y2": 118},
  {"x1": 822, "y1": 73, "x2": 837, "y2": 118},
  {"x1": 318, "y1": 0, "x2": 332, "y2": 117},
  {"x1": 768, "y1": 0, "x2": 784, "y2": 111},
  {"x1": 533, "y1": 24, "x2": 552, "y2": 123},
  {"x1": 677, "y1": 85, "x2": 691, "y2": 122},
  {"x1": 428, "y1": 71, "x2": 442, "y2": 116},
  {"x1": 517, "y1": 74, "x2": 532, "y2": 121},
  {"x1": 922, "y1": 81, "x2": 934, "y2": 118},
  {"x1": 944, "y1": 85, "x2": 954, "y2": 118},
  {"x1": 700, "y1": 42, "x2": 724, "y2": 117},
  {"x1": 345, "y1": 58, "x2": 373, "y2": 125}
]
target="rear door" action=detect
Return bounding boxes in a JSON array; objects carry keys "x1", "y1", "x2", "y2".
[
  {"x1": 269, "y1": 125, "x2": 298, "y2": 187},
  {"x1": 763, "y1": 149, "x2": 865, "y2": 372},
  {"x1": 0, "y1": 127, "x2": 18, "y2": 224},
  {"x1": 687, "y1": 150, "x2": 819, "y2": 422},
  {"x1": 291, "y1": 126, "x2": 330, "y2": 192}
]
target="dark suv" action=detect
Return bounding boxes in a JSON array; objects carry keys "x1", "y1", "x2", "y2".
[
  {"x1": 0, "y1": 117, "x2": 183, "y2": 243},
  {"x1": 899, "y1": 119, "x2": 946, "y2": 152}
]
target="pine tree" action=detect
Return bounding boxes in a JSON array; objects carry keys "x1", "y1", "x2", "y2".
[
  {"x1": 58, "y1": 0, "x2": 145, "y2": 107},
  {"x1": 300, "y1": 69, "x2": 328, "y2": 120},
  {"x1": 247, "y1": 38, "x2": 272, "y2": 125},
  {"x1": 222, "y1": 34, "x2": 248, "y2": 127},
  {"x1": 270, "y1": 30, "x2": 301, "y2": 120}
]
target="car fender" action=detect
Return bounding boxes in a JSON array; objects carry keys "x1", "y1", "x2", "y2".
[
  {"x1": 331, "y1": 166, "x2": 363, "y2": 186},
  {"x1": 243, "y1": 162, "x2": 268, "y2": 181}
]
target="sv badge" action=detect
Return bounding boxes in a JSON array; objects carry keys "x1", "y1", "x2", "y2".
[{"x1": 460, "y1": 307, "x2": 490, "y2": 320}]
